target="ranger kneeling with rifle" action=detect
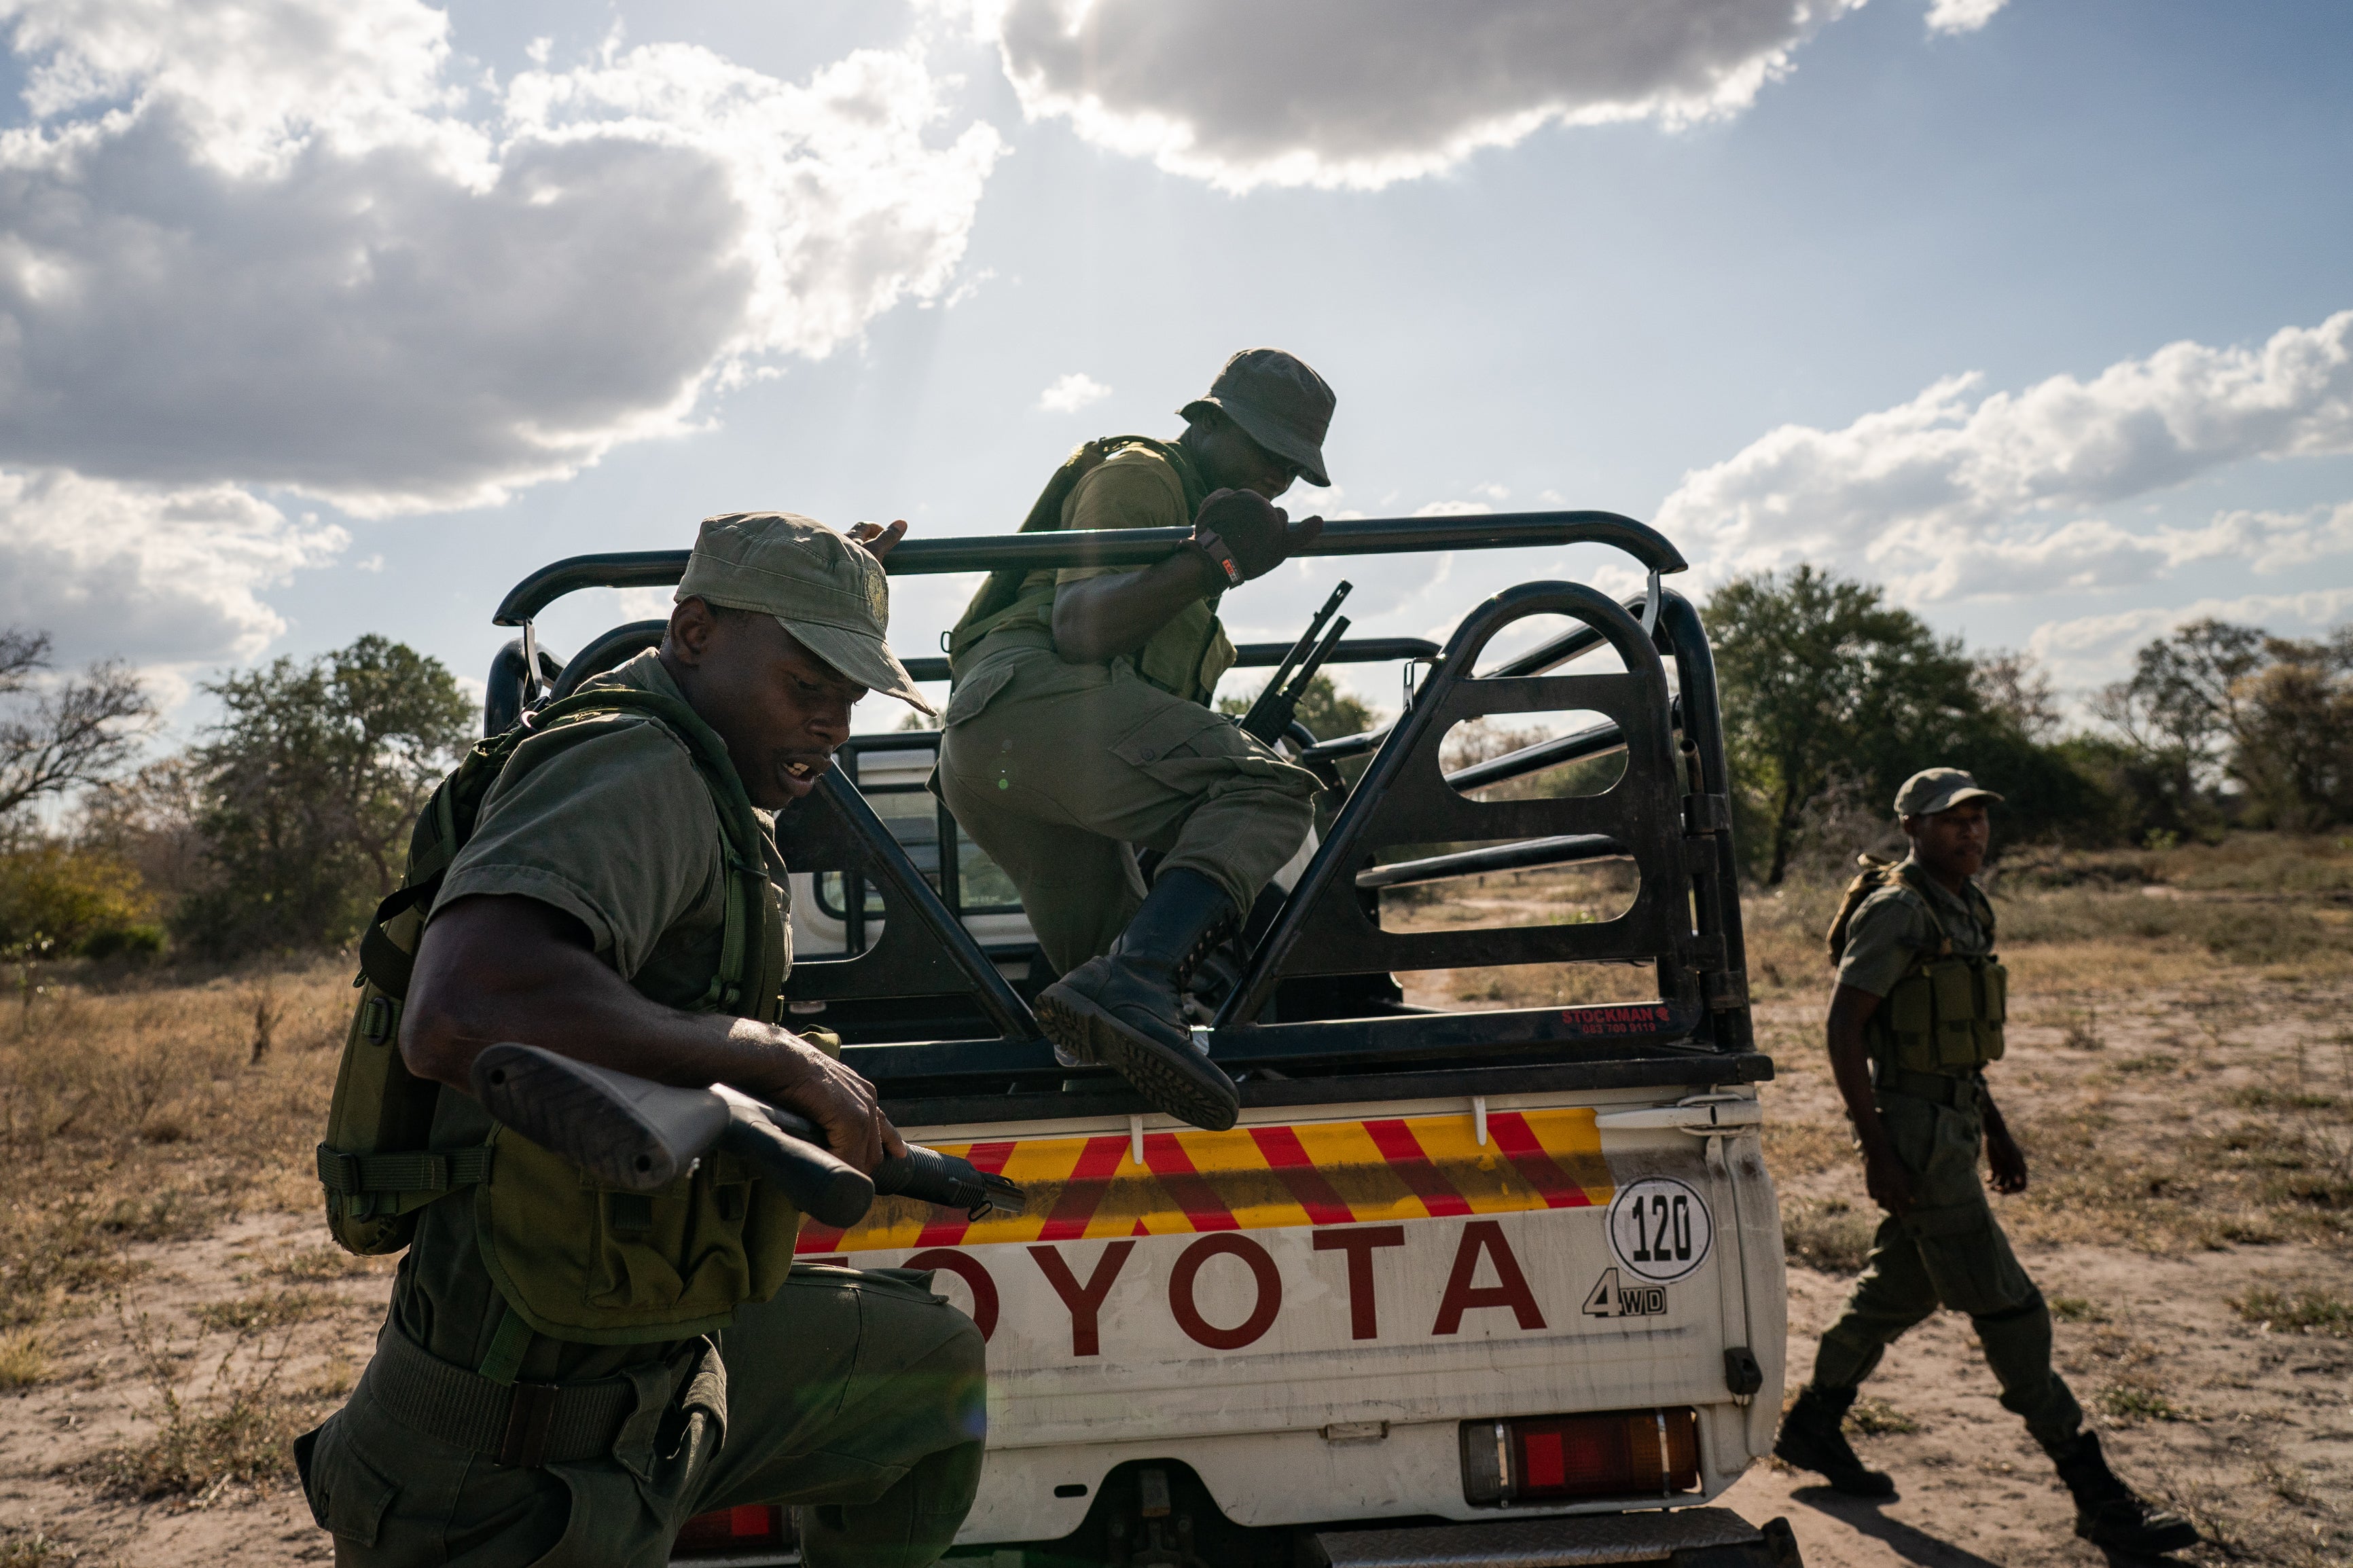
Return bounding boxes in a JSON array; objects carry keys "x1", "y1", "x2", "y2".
[
  {"x1": 937, "y1": 348, "x2": 1335, "y2": 1133},
  {"x1": 1774, "y1": 769, "x2": 2196, "y2": 1556},
  {"x1": 302, "y1": 515, "x2": 987, "y2": 1568}
]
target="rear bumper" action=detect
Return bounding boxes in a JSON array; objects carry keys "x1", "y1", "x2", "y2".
[{"x1": 1306, "y1": 1508, "x2": 1801, "y2": 1568}]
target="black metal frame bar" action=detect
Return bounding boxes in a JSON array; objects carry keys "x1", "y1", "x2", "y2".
[
  {"x1": 507, "y1": 624, "x2": 1440, "y2": 733},
  {"x1": 471, "y1": 522, "x2": 1761, "y2": 1110},
  {"x1": 1205, "y1": 583, "x2": 1700, "y2": 1036},
  {"x1": 777, "y1": 770, "x2": 1043, "y2": 1045},
  {"x1": 491, "y1": 511, "x2": 1685, "y2": 625}
]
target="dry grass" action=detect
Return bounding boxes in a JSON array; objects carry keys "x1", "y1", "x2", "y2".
[
  {"x1": 0, "y1": 1325, "x2": 47, "y2": 1387},
  {"x1": 1844, "y1": 1396, "x2": 1920, "y2": 1436},
  {"x1": 2232, "y1": 1286, "x2": 2353, "y2": 1337},
  {"x1": 1780, "y1": 1198, "x2": 1878, "y2": 1275},
  {"x1": 194, "y1": 1288, "x2": 336, "y2": 1334},
  {"x1": 264, "y1": 1245, "x2": 385, "y2": 1284},
  {"x1": 0, "y1": 1532, "x2": 67, "y2": 1567},
  {"x1": 0, "y1": 839, "x2": 2338, "y2": 1562},
  {"x1": 0, "y1": 958, "x2": 348, "y2": 1332},
  {"x1": 101, "y1": 1302, "x2": 332, "y2": 1503}
]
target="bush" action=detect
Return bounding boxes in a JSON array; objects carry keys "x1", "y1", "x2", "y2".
[
  {"x1": 79, "y1": 924, "x2": 164, "y2": 962},
  {"x1": 0, "y1": 841, "x2": 155, "y2": 951}
]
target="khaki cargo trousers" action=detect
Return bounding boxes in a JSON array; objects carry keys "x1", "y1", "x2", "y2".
[
  {"x1": 298, "y1": 1265, "x2": 986, "y2": 1568},
  {"x1": 936, "y1": 647, "x2": 1320, "y2": 975},
  {"x1": 1808, "y1": 1081, "x2": 2084, "y2": 1448}
]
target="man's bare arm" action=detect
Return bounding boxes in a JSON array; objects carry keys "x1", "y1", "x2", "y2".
[
  {"x1": 398, "y1": 894, "x2": 903, "y2": 1171},
  {"x1": 1052, "y1": 553, "x2": 1217, "y2": 663},
  {"x1": 1827, "y1": 983, "x2": 1913, "y2": 1216}
]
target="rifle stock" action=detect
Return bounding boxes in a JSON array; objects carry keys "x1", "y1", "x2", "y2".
[{"x1": 469, "y1": 1043, "x2": 1024, "y2": 1231}]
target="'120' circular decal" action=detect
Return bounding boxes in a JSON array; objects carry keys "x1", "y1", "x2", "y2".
[{"x1": 1606, "y1": 1177, "x2": 1713, "y2": 1282}]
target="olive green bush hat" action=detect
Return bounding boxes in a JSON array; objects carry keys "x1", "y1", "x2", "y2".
[
  {"x1": 677, "y1": 512, "x2": 937, "y2": 716},
  {"x1": 1180, "y1": 348, "x2": 1336, "y2": 487},
  {"x1": 1894, "y1": 767, "x2": 2002, "y2": 818}
]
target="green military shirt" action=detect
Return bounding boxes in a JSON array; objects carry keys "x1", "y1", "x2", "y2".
[
  {"x1": 1835, "y1": 854, "x2": 1992, "y2": 999},
  {"x1": 392, "y1": 649, "x2": 792, "y2": 1381},
  {"x1": 986, "y1": 441, "x2": 1237, "y2": 706}
]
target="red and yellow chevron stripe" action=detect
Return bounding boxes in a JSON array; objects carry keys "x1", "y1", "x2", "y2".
[{"x1": 797, "y1": 1106, "x2": 1614, "y2": 1256}]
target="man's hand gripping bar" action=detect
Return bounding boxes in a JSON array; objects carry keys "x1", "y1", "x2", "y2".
[{"x1": 468, "y1": 1042, "x2": 1025, "y2": 1232}]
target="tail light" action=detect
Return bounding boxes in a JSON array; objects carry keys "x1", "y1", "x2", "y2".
[
  {"x1": 672, "y1": 1503, "x2": 789, "y2": 1556},
  {"x1": 1460, "y1": 1408, "x2": 1700, "y2": 1505}
]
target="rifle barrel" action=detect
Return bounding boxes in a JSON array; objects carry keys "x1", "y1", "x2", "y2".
[{"x1": 1241, "y1": 581, "x2": 1350, "y2": 739}]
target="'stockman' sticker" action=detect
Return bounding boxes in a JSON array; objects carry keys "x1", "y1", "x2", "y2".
[{"x1": 1605, "y1": 1176, "x2": 1712, "y2": 1282}]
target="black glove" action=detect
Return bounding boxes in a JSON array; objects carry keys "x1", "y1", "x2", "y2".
[{"x1": 1187, "y1": 488, "x2": 1324, "y2": 586}]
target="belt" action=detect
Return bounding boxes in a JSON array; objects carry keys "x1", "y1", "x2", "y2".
[
  {"x1": 1873, "y1": 1065, "x2": 1982, "y2": 1109},
  {"x1": 362, "y1": 1323, "x2": 683, "y2": 1470}
]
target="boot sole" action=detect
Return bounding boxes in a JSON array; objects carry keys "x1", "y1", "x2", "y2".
[
  {"x1": 1036, "y1": 987, "x2": 1240, "y2": 1133},
  {"x1": 2079, "y1": 1519, "x2": 2199, "y2": 1554}
]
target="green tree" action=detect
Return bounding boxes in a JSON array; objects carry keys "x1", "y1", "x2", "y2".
[
  {"x1": 2090, "y1": 619, "x2": 2268, "y2": 832},
  {"x1": 1704, "y1": 568, "x2": 2113, "y2": 880},
  {"x1": 174, "y1": 636, "x2": 471, "y2": 957},
  {"x1": 1215, "y1": 671, "x2": 1378, "y2": 744},
  {"x1": 2231, "y1": 630, "x2": 2353, "y2": 830},
  {"x1": 1705, "y1": 568, "x2": 1988, "y2": 882}
]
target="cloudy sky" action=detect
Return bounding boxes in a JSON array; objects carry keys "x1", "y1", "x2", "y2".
[{"x1": 1, "y1": 0, "x2": 2348, "y2": 730}]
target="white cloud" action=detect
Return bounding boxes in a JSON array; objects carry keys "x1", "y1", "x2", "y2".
[
  {"x1": 0, "y1": 0, "x2": 1005, "y2": 515},
  {"x1": 1412, "y1": 500, "x2": 1494, "y2": 518},
  {"x1": 948, "y1": 0, "x2": 1886, "y2": 192},
  {"x1": 0, "y1": 467, "x2": 347, "y2": 672},
  {"x1": 1656, "y1": 310, "x2": 2353, "y2": 601},
  {"x1": 1924, "y1": 0, "x2": 2010, "y2": 35},
  {"x1": 1037, "y1": 371, "x2": 1110, "y2": 414},
  {"x1": 2028, "y1": 586, "x2": 2353, "y2": 691}
]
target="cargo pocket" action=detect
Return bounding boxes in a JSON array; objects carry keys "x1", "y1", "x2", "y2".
[
  {"x1": 1111, "y1": 695, "x2": 1318, "y2": 797},
  {"x1": 1908, "y1": 1201, "x2": 2032, "y2": 1316},
  {"x1": 295, "y1": 1414, "x2": 399, "y2": 1548},
  {"x1": 941, "y1": 661, "x2": 1019, "y2": 728},
  {"x1": 1873, "y1": 1093, "x2": 1938, "y2": 1178}
]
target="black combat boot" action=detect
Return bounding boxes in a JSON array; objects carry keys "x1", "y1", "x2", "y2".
[
  {"x1": 1035, "y1": 869, "x2": 1242, "y2": 1132},
  {"x1": 1772, "y1": 1385, "x2": 1896, "y2": 1497},
  {"x1": 2049, "y1": 1430, "x2": 2199, "y2": 1554}
]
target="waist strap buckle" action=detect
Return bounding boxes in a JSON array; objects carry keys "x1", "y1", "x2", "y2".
[{"x1": 498, "y1": 1383, "x2": 561, "y2": 1470}]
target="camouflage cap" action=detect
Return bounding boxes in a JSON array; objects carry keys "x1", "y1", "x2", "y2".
[
  {"x1": 676, "y1": 512, "x2": 937, "y2": 716},
  {"x1": 1894, "y1": 767, "x2": 2002, "y2": 818},
  {"x1": 1180, "y1": 347, "x2": 1336, "y2": 487}
]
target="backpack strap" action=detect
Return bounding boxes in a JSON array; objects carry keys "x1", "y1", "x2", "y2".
[
  {"x1": 355, "y1": 685, "x2": 776, "y2": 1015},
  {"x1": 1891, "y1": 861, "x2": 1976, "y2": 961},
  {"x1": 945, "y1": 435, "x2": 1194, "y2": 670},
  {"x1": 316, "y1": 1144, "x2": 498, "y2": 1209},
  {"x1": 526, "y1": 688, "x2": 777, "y2": 1015}
]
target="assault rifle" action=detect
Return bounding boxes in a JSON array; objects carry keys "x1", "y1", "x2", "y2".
[
  {"x1": 469, "y1": 1042, "x2": 1024, "y2": 1230},
  {"x1": 1238, "y1": 580, "x2": 1352, "y2": 746}
]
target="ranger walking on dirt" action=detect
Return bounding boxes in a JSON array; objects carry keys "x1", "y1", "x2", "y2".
[
  {"x1": 1774, "y1": 767, "x2": 2197, "y2": 1555},
  {"x1": 302, "y1": 515, "x2": 985, "y2": 1568},
  {"x1": 936, "y1": 349, "x2": 1332, "y2": 1132}
]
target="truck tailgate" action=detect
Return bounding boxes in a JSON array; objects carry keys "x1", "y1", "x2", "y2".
[{"x1": 793, "y1": 1087, "x2": 1784, "y2": 1543}]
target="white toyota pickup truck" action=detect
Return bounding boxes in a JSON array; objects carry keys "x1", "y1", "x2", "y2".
[{"x1": 486, "y1": 511, "x2": 1798, "y2": 1568}]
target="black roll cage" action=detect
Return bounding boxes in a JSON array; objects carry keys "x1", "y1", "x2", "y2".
[{"x1": 479, "y1": 511, "x2": 1763, "y2": 1123}]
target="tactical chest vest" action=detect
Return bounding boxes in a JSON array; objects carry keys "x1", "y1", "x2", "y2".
[
  {"x1": 1829, "y1": 858, "x2": 2007, "y2": 1075},
  {"x1": 946, "y1": 434, "x2": 1227, "y2": 703},
  {"x1": 315, "y1": 686, "x2": 798, "y2": 1345}
]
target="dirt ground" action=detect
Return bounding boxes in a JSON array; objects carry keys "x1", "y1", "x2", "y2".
[{"x1": 1, "y1": 839, "x2": 2348, "y2": 1566}]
